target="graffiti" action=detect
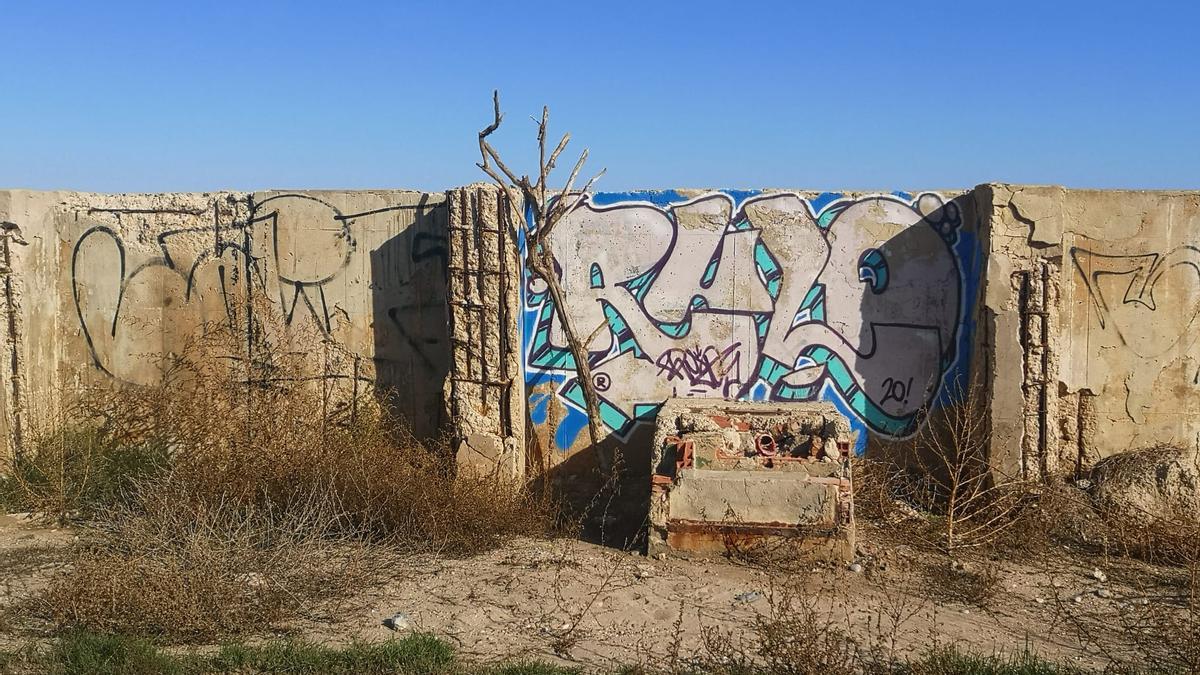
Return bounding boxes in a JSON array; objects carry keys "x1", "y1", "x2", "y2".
[
  {"x1": 1071, "y1": 246, "x2": 1200, "y2": 359},
  {"x1": 1069, "y1": 244, "x2": 1200, "y2": 421},
  {"x1": 72, "y1": 211, "x2": 252, "y2": 383},
  {"x1": 524, "y1": 191, "x2": 977, "y2": 450},
  {"x1": 879, "y1": 377, "x2": 914, "y2": 407},
  {"x1": 70, "y1": 195, "x2": 449, "y2": 390},
  {"x1": 654, "y1": 342, "x2": 743, "y2": 397}
]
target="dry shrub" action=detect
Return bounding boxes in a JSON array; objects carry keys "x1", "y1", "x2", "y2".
[
  {"x1": 1053, "y1": 511, "x2": 1200, "y2": 673},
  {"x1": 22, "y1": 299, "x2": 556, "y2": 641},
  {"x1": 1055, "y1": 558, "x2": 1200, "y2": 673},
  {"x1": 699, "y1": 582, "x2": 859, "y2": 675},
  {"x1": 72, "y1": 298, "x2": 555, "y2": 555},
  {"x1": 1110, "y1": 514, "x2": 1200, "y2": 568},
  {"x1": 873, "y1": 380, "x2": 1040, "y2": 554},
  {"x1": 0, "y1": 418, "x2": 167, "y2": 522},
  {"x1": 1112, "y1": 563, "x2": 1200, "y2": 674},
  {"x1": 35, "y1": 486, "x2": 379, "y2": 641},
  {"x1": 919, "y1": 558, "x2": 1001, "y2": 606},
  {"x1": 1065, "y1": 449, "x2": 1200, "y2": 670}
]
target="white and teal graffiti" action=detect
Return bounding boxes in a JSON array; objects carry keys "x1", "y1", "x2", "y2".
[{"x1": 524, "y1": 190, "x2": 979, "y2": 453}]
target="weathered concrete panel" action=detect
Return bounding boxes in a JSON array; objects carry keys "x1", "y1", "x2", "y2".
[
  {"x1": 0, "y1": 188, "x2": 450, "y2": 455},
  {"x1": 667, "y1": 469, "x2": 837, "y2": 524},
  {"x1": 4, "y1": 182, "x2": 1197, "y2": 488},
  {"x1": 981, "y1": 185, "x2": 1200, "y2": 476},
  {"x1": 249, "y1": 190, "x2": 450, "y2": 438}
]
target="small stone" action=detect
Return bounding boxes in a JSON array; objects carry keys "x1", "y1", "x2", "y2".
[
  {"x1": 1096, "y1": 589, "x2": 1114, "y2": 599},
  {"x1": 1072, "y1": 595, "x2": 1084, "y2": 604},
  {"x1": 960, "y1": 609, "x2": 970, "y2": 614},
  {"x1": 849, "y1": 563, "x2": 864, "y2": 574},
  {"x1": 382, "y1": 612, "x2": 411, "y2": 631},
  {"x1": 1035, "y1": 597, "x2": 1045, "y2": 604},
  {"x1": 1091, "y1": 568, "x2": 1108, "y2": 583},
  {"x1": 733, "y1": 591, "x2": 762, "y2": 604}
]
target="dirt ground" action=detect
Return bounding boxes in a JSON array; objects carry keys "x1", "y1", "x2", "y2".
[
  {"x1": 2, "y1": 510, "x2": 1163, "y2": 671},
  {"x1": 0, "y1": 513, "x2": 73, "y2": 626}
]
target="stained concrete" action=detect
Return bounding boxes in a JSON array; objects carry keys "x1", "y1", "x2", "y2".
[{"x1": 446, "y1": 185, "x2": 524, "y2": 480}]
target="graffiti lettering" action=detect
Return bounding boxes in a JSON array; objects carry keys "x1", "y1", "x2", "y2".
[
  {"x1": 879, "y1": 377, "x2": 913, "y2": 407},
  {"x1": 524, "y1": 190, "x2": 977, "y2": 450},
  {"x1": 654, "y1": 343, "x2": 743, "y2": 395}
]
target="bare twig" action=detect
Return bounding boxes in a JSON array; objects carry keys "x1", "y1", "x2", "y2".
[{"x1": 476, "y1": 90, "x2": 615, "y2": 475}]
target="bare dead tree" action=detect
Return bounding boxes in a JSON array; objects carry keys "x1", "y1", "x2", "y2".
[{"x1": 476, "y1": 91, "x2": 615, "y2": 473}]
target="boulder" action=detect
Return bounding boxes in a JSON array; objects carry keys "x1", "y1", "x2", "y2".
[{"x1": 1090, "y1": 445, "x2": 1200, "y2": 524}]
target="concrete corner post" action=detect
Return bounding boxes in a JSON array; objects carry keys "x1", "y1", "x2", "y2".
[{"x1": 446, "y1": 185, "x2": 525, "y2": 481}]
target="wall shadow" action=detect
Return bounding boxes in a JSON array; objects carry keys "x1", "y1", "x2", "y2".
[
  {"x1": 369, "y1": 198, "x2": 452, "y2": 442},
  {"x1": 529, "y1": 422, "x2": 654, "y2": 551},
  {"x1": 859, "y1": 193, "x2": 983, "y2": 471}
]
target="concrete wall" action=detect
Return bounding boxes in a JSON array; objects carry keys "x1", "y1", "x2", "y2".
[
  {"x1": 1, "y1": 184, "x2": 1196, "y2": 485},
  {"x1": 522, "y1": 189, "x2": 986, "y2": 471},
  {"x1": 0, "y1": 189, "x2": 451, "y2": 451},
  {"x1": 979, "y1": 185, "x2": 1200, "y2": 478}
]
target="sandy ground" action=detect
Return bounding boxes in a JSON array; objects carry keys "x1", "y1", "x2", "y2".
[
  {"x1": 0, "y1": 513, "x2": 73, "y2": 621},
  {"x1": 0, "y1": 514, "x2": 1164, "y2": 671},
  {"x1": 302, "y1": 527, "x2": 1144, "y2": 671}
]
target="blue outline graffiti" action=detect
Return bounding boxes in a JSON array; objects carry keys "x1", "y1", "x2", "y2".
[{"x1": 522, "y1": 190, "x2": 981, "y2": 455}]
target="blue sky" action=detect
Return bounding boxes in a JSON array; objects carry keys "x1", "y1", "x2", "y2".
[{"x1": 2, "y1": 0, "x2": 1197, "y2": 192}]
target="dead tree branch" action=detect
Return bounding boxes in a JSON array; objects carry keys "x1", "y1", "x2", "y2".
[{"x1": 477, "y1": 90, "x2": 615, "y2": 475}]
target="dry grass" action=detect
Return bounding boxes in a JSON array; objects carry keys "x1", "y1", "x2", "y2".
[
  {"x1": 919, "y1": 558, "x2": 1002, "y2": 607},
  {"x1": 2, "y1": 299, "x2": 557, "y2": 642},
  {"x1": 0, "y1": 422, "x2": 168, "y2": 522},
  {"x1": 31, "y1": 491, "x2": 380, "y2": 641},
  {"x1": 697, "y1": 581, "x2": 860, "y2": 675}
]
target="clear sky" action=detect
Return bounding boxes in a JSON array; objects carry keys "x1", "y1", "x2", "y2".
[{"x1": 3, "y1": 0, "x2": 1197, "y2": 193}]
